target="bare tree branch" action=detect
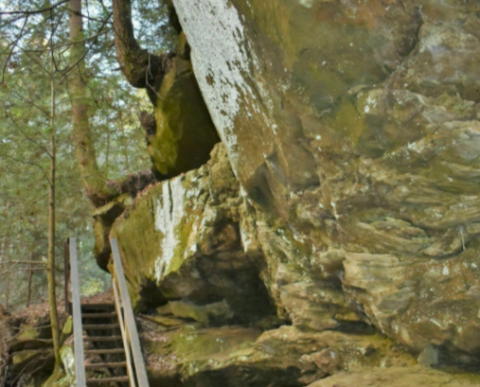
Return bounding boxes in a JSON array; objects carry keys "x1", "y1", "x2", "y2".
[
  {"x1": 59, "y1": 12, "x2": 112, "y2": 78},
  {"x1": 20, "y1": 25, "x2": 111, "y2": 53},
  {"x1": 49, "y1": 10, "x2": 60, "y2": 74},
  {"x1": 1, "y1": 16, "x2": 28, "y2": 84},
  {"x1": 2, "y1": 154, "x2": 51, "y2": 186},
  {"x1": 18, "y1": 48, "x2": 52, "y2": 79},
  {"x1": 8, "y1": 116, "x2": 52, "y2": 158},
  {"x1": 10, "y1": 87, "x2": 50, "y2": 117},
  {"x1": 0, "y1": 261, "x2": 46, "y2": 265},
  {"x1": 0, "y1": 0, "x2": 70, "y2": 16}
]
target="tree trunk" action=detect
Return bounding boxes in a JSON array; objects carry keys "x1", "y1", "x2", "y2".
[
  {"x1": 5, "y1": 271, "x2": 9, "y2": 311},
  {"x1": 69, "y1": 0, "x2": 119, "y2": 207},
  {"x1": 0, "y1": 239, "x2": 5, "y2": 308},
  {"x1": 112, "y1": 0, "x2": 173, "y2": 103},
  {"x1": 112, "y1": 0, "x2": 153, "y2": 88},
  {"x1": 119, "y1": 111, "x2": 130, "y2": 170},
  {"x1": 48, "y1": 64, "x2": 61, "y2": 365},
  {"x1": 105, "y1": 122, "x2": 110, "y2": 176},
  {"x1": 27, "y1": 262, "x2": 32, "y2": 307}
]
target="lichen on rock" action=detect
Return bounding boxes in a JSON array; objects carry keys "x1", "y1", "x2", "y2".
[
  {"x1": 100, "y1": 0, "x2": 480, "y2": 385},
  {"x1": 169, "y1": 0, "x2": 480, "y2": 358},
  {"x1": 111, "y1": 144, "x2": 275, "y2": 324},
  {"x1": 148, "y1": 56, "x2": 220, "y2": 177},
  {"x1": 308, "y1": 366, "x2": 480, "y2": 387}
]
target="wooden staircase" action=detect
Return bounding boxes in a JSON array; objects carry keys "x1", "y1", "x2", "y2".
[
  {"x1": 81, "y1": 303, "x2": 128, "y2": 386},
  {"x1": 67, "y1": 238, "x2": 150, "y2": 387}
]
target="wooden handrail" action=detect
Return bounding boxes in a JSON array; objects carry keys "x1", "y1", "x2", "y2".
[
  {"x1": 65, "y1": 237, "x2": 149, "y2": 386},
  {"x1": 68, "y1": 237, "x2": 87, "y2": 387},
  {"x1": 112, "y1": 276, "x2": 137, "y2": 387},
  {"x1": 64, "y1": 239, "x2": 70, "y2": 314},
  {"x1": 110, "y1": 238, "x2": 150, "y2": 387}
]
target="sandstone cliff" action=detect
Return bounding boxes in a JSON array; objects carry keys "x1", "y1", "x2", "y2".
[{"x1": 107, "y1": 0, "x2": 480, "y2": 385}]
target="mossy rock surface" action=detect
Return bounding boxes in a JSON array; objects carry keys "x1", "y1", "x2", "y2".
[
  {"x1": 111, "y1": 144, "x2": 274, "y2": 323},
  {"x1": 308, "y1": 367, "x2": 480, "y2": 387},
  {"x1": 144, "y1": 324, "x2": 417, "y2": 386},
  {"x1": 149, "y1": 57, "x2": 220, "y2": 176},
  {"x1": 170, "y1": 0, "x2": 480, "y2": 357},
  {"x1": 89, "y1": 1, "x2": 480, "y2": 385}
]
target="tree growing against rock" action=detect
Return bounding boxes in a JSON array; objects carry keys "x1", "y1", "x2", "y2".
[{"x1": 0, "y1": 0, "x2": 151, "y2": 312}]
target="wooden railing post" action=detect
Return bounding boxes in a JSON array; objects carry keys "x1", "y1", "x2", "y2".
[
  {"x1": 69, "y1": 237, "x2": 86, "y2": 387},
  {"x1": 110, "y1": 238, "x2": 150, "y2": 387}
]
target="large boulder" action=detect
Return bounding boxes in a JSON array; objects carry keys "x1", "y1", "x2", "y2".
[
  {"x1": 111, "y1": 145, "x2": 275, "y2": 323},
  {"x1": 167, "y1": 0, "x2": 480, "y2": 356},
  {"x1": 104, "y1": 1, "x2": 480, "y2": 385},
  {"x1": 93, "y1": 34, "x2": 220, "y2": 267},
  {"x1": 148, "y1": 54, "x2": 220, "y2": 177}
]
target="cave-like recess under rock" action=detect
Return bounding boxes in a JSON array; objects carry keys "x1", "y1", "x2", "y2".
[{"x1": 107, "y1": 0, "x2": 480, "y2": 386}]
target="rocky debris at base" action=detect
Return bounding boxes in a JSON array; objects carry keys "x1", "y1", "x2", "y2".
[
  {"x1": 308, "y1": 367, "x2": 480, "y2": 387},
  {"x1": 141, "y1": 324, "x2": 417, "y2": 387}
]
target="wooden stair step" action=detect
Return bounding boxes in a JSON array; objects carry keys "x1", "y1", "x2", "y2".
[
  {"x1": 83, "y1": 324, "x2": 119, "y2": 330},
  {"x1": 85, "y1": 361, "x2": 127, "y2": 369},
  {"x1": 87, "y1": 376, "x2": 129, "y2": 384},
  {"x1": 85, "y1": 348, "x2": 125, "y2": 355},
  {"x1": 81, "y1": 303, "x2": 115, "y2": 310},
  {"x1": 84, "y1": 336, "x2": 123, "y2": 342},
  {"x1": 82, "y1": 312, "x2": 117, "y2": 318}
]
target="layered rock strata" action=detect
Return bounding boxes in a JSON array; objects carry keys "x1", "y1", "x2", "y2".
[{"x1": 109, "y1": 0, "x2": 480, "y2": 385}]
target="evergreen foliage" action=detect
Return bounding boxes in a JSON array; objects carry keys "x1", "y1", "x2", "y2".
[{"x1": 0, "y1": 0, "x2": 172, "y2": 311}]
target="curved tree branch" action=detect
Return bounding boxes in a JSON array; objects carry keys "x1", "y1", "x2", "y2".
[
  {"x1": 112, "y1": 0, "x2": 173, "y2": 103},
  {"x1": 0, "y1": 0, "x2": 70, "y2": 16}
]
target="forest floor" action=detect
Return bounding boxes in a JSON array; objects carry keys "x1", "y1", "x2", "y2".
[{"x1": 0, "y1": 288, "x2": 115, "y2": 386}]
